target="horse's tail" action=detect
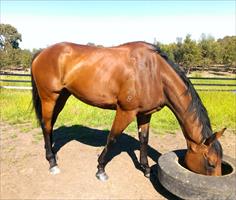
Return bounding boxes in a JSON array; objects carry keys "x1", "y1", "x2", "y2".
[{"x1": 31, "y1": 51, "x2": 43, "y2": 125}]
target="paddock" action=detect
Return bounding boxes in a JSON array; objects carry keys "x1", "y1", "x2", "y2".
[{"x1": 1, "y1": 122, "x2": 235, "y2": 199}]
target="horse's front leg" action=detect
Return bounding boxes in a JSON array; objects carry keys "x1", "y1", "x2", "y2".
[
  {"x1": 137, "y1": 114, "x2": 151, "y2": 178},
  {"x1": 96, "y1": 108, "x2": 137, "y2": 181}
]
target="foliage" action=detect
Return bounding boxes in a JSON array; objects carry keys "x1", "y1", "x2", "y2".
[
  {"x1": 0, "y1": 24, "x2": 33, "y2": 69},
  {"x1": 181, "y1": 34, "x2": 201, "y2": 68},
  {"x1": 217, "y1": 36, "x2": 236, "y2": 66},
  {"x1": 157, "y1": 34, "x2": 236, "y2": 70},
  {"x1": 198, "y1": 34, "x2": 222, "y2": 67},
  {"x1": 0, "y1": 47, "x2": 33, "y2": 69},
  {"x1": 159, "y1": 43, "x2": 176, "y2": 61},
  {"x1": 0, "y1": 24, "x2": 22, "y2": 49},
  {"x1": 20, "y1": 49, "x2": 33, "y2": 68}
]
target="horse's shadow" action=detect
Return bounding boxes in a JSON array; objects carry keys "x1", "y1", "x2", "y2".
[{"x1": 52, "y1": 125, "x2": 182, "y2": 200}]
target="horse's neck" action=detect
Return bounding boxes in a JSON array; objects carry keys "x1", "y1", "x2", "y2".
[{"x1": 161, "y1": 64, "x2": 203, "y2": 144}]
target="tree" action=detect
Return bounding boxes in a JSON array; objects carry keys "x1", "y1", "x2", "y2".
[
  {"x1": 0, "y1": 24, "x2": 33, "y2": 69},
  {"x1": 181, "y1": 34, "x2": 201, "y2": 69},
  {"x1": 156, "y1": 34, "x2": 235, "y2": 73},
  {"x1": 0, "y1": 24, "x2": 22, "y2": 50},
  {"x1": 217, "y1": 36, "x2": 236, "y2": 66},
  {"x1": 198, "y1": 34, "x2": 222, "y2": 67},
  {"x1": 20, "y1": 49, "x2": 32, "y2": 68},
  {"x1": 159, "y1": 43, "x2": 176, "y2": 62},
  {"x1": 173, "y1": 37, "x2": 184, "y2": 65}
]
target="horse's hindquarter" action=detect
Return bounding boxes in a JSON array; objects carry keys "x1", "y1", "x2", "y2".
[{"x1": 31, "y1": 43, "x2": 68, "y2": 96}]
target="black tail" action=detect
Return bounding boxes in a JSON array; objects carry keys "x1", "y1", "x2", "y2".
[{"x1": 31, "y1": 51, "x2": 43, "y2": 125}]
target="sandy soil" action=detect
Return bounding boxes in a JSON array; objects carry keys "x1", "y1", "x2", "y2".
[{"x1": 1, "y1": 121, "x2": 235, "y2": 200}]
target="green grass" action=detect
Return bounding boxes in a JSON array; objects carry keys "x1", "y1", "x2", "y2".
[
  {"x1": 0, "y1": 90, "x2": 36, "y2": 124},
  {"x1": 198, "y1": 91, "x2": 236, "y2": 131},
  {"x1": 0, "y1": 89, "x2": 235, "y2": 135}
]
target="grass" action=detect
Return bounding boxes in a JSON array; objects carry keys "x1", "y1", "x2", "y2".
[
  {"x1": 0, "y1": 89, "x2": 235, "y2": 135},
  {"x1": 0, "y1": 90, "x2": 35, "y2": 124}
]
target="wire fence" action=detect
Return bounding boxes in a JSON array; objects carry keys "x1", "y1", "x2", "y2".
[{"x1": 0, "y1": 73, "x2": 236, "y2": 92}]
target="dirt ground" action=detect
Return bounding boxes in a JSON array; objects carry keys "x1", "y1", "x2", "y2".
[{"x1": 0, "y1": 121, "x2": 235, "y2": 200}]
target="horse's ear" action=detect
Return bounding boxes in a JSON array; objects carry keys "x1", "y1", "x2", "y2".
[{"x1": 204, "y1": 128, "x2": 226, "y2": 146}]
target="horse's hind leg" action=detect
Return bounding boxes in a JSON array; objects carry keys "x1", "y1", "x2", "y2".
[
  {"x1": 96, "y1": 107, "x2": 137, "y2": 181},
  {"x1": 41, "y1": 89, "x2": 70, "y2": 175},
  {"x1": 41, "y1": 94, "x2": 60, "y2": 174},
  {"x1": 51, "y1": 88, "x2": 71, "y2": 127},
  {"x1": 137, "y1": 114, "x2": 151, "y2": 178}
]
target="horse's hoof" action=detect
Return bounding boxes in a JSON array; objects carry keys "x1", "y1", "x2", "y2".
[
  {"x1": 49, "y1": 166, "x2": 60, "y2": 175},
  {"x1": 144, "y1": 171, "x2": 151, "y2": 178},
  {"x1": 145, "y1": 167, "x2": 151, "y2": 178},
  {"x1": 141, "y1": 165, "x2": 151, "y2": 178},
  {"x1": 96, "y1": 171, "x2": 109, "y2": 181}
]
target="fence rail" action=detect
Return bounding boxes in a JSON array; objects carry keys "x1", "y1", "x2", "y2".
[
  {"x1": 0, "y1": 72, "x2": 30, "y2": 76},
  {"x1": 183, "y1": 66, "x2": 236, "y2": 73},
  {"x1": 0, "y1": 73, "x2": 32, "y2": 90},
  {"x1": 189, "y1": 77, "x2": 236, "y2": 80},
  {"x1": 1, "y1": 79, "x2": 31, "y2": 83},
  {"x1": 0, "y1": 73, "x2": 236, "y2": 91}
]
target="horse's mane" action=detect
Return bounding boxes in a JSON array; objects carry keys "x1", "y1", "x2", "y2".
[{"x1": 152, "y1": 45, "x2": 222, "y2": 157}]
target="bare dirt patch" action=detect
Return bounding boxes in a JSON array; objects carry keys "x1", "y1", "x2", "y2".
[{"x1": 1, "y1": 121, "x2": 235, "y2": 200}]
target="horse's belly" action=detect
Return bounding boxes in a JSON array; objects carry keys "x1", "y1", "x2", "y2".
[
  {"x1": 63, "y1": 61, "x2": 140, "y2": 111},
  {"x1": 75, "y1": 91, "x2": 117, "y2": 110},
  {"x1": 66, "y1": 78, "x2": 118, "y2": 110}
]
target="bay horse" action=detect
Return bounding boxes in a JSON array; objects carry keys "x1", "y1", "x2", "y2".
[{"x1": 31, "y1": 41, "x2": 225, "y2": 180}]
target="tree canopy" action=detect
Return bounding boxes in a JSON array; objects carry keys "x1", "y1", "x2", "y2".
[
  {"x1": 0, "y1": 24, "x2": 32, "y2": 69},
  {"x1": 0, "y1": 24, "x2": 22, "y2": 50},
  {"x1": 158, "y1": 34, "x2": 236, "y2": 71}
]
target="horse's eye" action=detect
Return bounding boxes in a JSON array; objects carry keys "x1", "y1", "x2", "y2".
[
  {"x1": 207, "y1": 161, "x2": 216, "y2": 169},
  {"x1": 204, "y1": 154, "x2": 216, "y2": 169}
]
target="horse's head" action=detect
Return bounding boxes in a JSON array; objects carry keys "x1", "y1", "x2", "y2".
[{"x1": 185, "y1": 128, "x2": 226, "y2": 176}]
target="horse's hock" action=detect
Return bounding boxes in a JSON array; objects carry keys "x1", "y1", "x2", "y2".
[{"x1": 158, "y1": 149, "x2": 236, "y2": 200}]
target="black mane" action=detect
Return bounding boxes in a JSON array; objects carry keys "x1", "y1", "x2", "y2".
[{"x1": 152, "y1": 45, "x2": 222, "y2": 156}]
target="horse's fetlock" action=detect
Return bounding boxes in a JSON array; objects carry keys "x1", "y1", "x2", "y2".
[{"x1": 46, "y1": 152, "x2": 55, "y2": 161}]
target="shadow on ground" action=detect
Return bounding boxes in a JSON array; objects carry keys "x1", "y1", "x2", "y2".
[{"x1": 53, "y1": 125, "x2": 182, "y2": 200}]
